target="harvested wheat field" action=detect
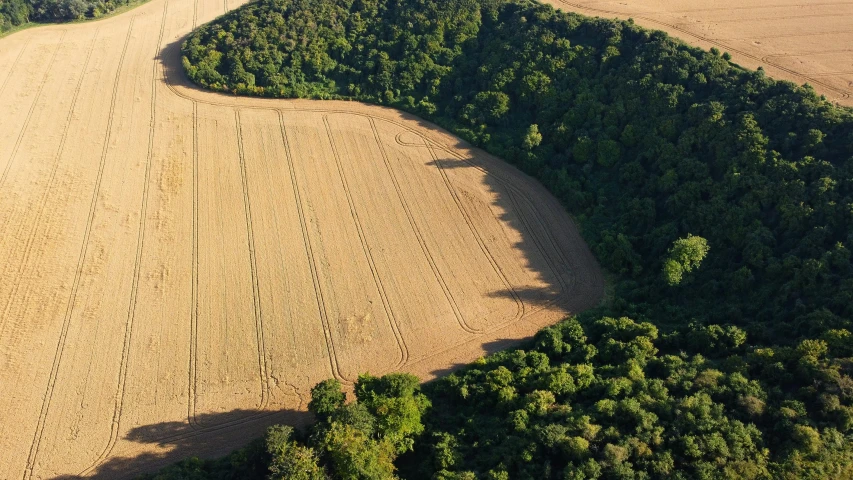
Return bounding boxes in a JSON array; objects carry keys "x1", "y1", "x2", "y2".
[
  {"x1": 0, "y1": 0, "x2": 604, "y2": 477},
  {"x1": 543, "y1": 0, "x2": 853, "y2": 106}
]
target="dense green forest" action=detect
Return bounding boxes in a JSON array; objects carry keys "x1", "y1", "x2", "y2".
[
  {"x1": 174, "y1": 0, "x2": 853, "y2": 477},
  {"x1": 0, "y1": 0, "x2": 136, "y2": 33}
]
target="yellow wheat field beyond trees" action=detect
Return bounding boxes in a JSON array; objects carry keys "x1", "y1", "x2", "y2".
[
  {"x1": 542, "y1": 0, "x2": 853, "y2": 106},
  {"x1": 0, "y1": 0, "x2": 606, "y2": 477}
]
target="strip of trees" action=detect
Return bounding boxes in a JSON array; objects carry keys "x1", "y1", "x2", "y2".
[
  {"x1": 177, "y1": 0, "x2": 853, "y2": 477},
  {"x1": 1, "y1": 0, "x2": 136, "y2": 33}
]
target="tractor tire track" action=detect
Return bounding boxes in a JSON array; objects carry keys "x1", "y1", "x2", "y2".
[
  {"x1": 233, "y1": 108, "x2": 271, "y2": 412},
  {"x1": 426, "y1": 139, "x2": 605, "y2": 304},
  {"x1": 670, "y1": 2, "x2": 853, "y2": 14},
  {"x1": 397, "y1": 130, "x2": 601, "y2": 310},
  {"x1": 365, "y1": 116, "x2": 476, "y2": 334},
  {"x1": 278, "y1": 110, "x2": 345, "y2": 383},
  {"x1": 0, "y1": 29, "x2": 97, "y2": 335},
  {"x1": 811, "y1": 70, "x2": 853, "y2": 77},
  {"x1": 690, "y1": 12, "x2": 853, "y2": 23},
  {"x1": 22, "y1": 19, "x2": 135, "y2": 480},
  {"x1": 187, "y1": 108, "x2": 271, "y2": 430},
  {"x1": 506, "y1": 191, "x2": 575, "y2": 294},
  {"x1": 188, "y1": 100, "x2": 201, "y2": 429},
  {"x1": 79, "y1": 2, "x2": 170, "y2": 473},
  {"x1": 396, "y1": 132, "x2": 565, "y2": 318},
  {"x1": 323, "y1": 114, "x2": 409, "y2": 371},
  {"x1": 0, "y1": 30, "x2": 66, "y2": 197},
  {"x1": 0, "y1": 37, "x2": 31, "y2": 98},
  {"x1": 423, "y1": 139, "x2": 525, "y2": 325}
]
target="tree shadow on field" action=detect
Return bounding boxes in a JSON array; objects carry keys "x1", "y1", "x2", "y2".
[
  {"x1": 426, "y1": 337, "x2": 538, "y2": 378},
  {"x1": 160, "y1": 37, "x2": 199, "y2": 92},
  {"x1": 420, "y1": 154, "x2": 605, "y2": 312},
  {"x1": 50, "y1": 409, "x2": 312, "y2": 480}
]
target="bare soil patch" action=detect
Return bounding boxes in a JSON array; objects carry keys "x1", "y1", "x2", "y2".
[{"x1": 0, "y1": 0, "x2": 603, "y2": 477}]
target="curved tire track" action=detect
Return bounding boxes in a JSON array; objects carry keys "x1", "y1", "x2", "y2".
[
  {"x1": 423, "y1": 139, "x2": 526, "y2": 326},
  {"x1": 322, "y1": 114, "x2": 409, "y2": 372},
  {"x1": 366, "y1": 116, "x2": 477, "y2": 335}
]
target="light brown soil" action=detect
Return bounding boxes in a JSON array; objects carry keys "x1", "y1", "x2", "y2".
[
  {"x1": 542, "y1": 0, "x2": 853, "y2": 106},
  {"x1": 0, "y1": 0, "x2": 604, "y2": 477}
]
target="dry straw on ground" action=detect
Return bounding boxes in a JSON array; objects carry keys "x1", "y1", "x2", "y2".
[{"x1": 0, "y1": 0, "x2": 605, "y2": 477}]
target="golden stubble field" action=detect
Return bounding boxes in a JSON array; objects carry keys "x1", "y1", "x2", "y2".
[
  {"x1": 0, "y1": 0, "x2": 604, "y2": 477},
  {"x1": 542, "y1": 0, "x2": 853, "y2": 106}
]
